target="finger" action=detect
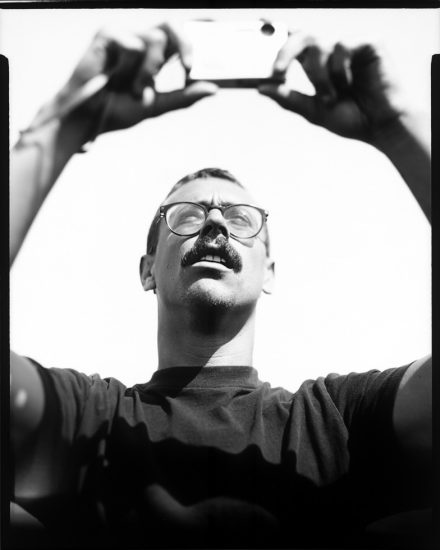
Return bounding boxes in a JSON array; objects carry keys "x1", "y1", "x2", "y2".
[
  {"x1": 258, "y1": 83, "x2": 317, "y2": 122},
  {"x1": 129, "y1": 28, "x2": 168, "y2": 98},
  {"x1": 143, "y1": 81, "x2": 218, "y2": 117},
  {"x1": 67, "y1": 31, "x2": 142, "y2": 89},
  {"x1": 100, "y1": 30, "x2": 145, "y2": 74},
  {"x1": 104, "y1": 36, "x2": 146, "y2": 92},
  {"x1": 100, "y1": 28, "x2": 146, "y2": 55},
  {"x1": 298, "y1": 44, "x2": 337, "y2": 103},
  {"x1": 158, "y1": 22, "x2": 193, "y2": 70},
  {"x1": 132, "y1": 24, "x2": 193, "y2": 99},
  {"x1": 350, "y1": 44, "x2": 396, "y2": 120},
  {"x1": 132, "y1": 71, "x2": 155, "y2": 99},
  {"x1": 137, "y1": 27, "x2": 168, "y2": 76},
  {"x1": 351, "y1": 44, "x2": 384, "y2": 91},
  {"x1": 70, "y1": 33, "x2": 109, "y2": 85},
  {"x1": 327, "y1": 42, "x2": 352, "y2": 93},
  {"x1": 130, "y1": 37, "x2": 165, "y2": 98},
  {"x1": 272, "y1": 31, "x2": 314, "y2": 74}
]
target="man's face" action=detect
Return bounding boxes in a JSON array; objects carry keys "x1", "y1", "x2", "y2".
[{"x1": 145, "y1": 177, "x2": 274, "y2": 313}]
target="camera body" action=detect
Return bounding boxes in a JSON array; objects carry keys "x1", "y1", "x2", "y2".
[{"x1": 185, "y1": 20, "x2": 288, "y2": 87}]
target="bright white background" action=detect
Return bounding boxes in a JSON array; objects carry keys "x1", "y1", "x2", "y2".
[{"x1": 2, "y1": 8, "x2": 435, "y2": 391}]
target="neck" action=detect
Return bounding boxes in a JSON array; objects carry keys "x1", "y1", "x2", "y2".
[{"x1": 157, "y1": 303, "x2": 256, "y2": 370}]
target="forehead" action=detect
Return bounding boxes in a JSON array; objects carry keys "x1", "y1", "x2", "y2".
[{"x1": 164, "y1": 177, "x2": 257, "y2": 206}]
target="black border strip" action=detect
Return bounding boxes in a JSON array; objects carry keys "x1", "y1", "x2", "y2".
[
  {"x1": 0, "y1": 54, "x2": 10, "y2": 550},
  {"x1": 432, "y1": 53, "x2": 439, "y2": 550},
  {"x1": 0, "y1": 1, "x2": 438, "y2": 8}
]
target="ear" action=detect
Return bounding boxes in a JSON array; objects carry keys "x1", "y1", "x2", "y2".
[
  {"x1": 262, "y1": 258, "x2": 275, "y2": 295},
  {"x1": 139, "y1": 254, "x2": 156, "y2": 292}
]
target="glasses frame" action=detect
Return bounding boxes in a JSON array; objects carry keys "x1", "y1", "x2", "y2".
[{"x1": 159, "y1": 202, "x2": 269, "y2": 239}]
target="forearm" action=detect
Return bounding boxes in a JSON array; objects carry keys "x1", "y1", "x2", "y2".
[
  {"x1": 370, "y1": 117, "x2": 431, "y2": 223},
  {"x1": 10, "y1": 98, "x2": 93, "y2": 266}
]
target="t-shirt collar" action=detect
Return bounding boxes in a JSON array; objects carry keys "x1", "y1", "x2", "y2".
[{"x1": 145, "y1": 366, "x2": 261, "y2": 390}]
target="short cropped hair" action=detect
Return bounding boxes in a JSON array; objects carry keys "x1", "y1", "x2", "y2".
[
  {"x1": 164, "y1": 167, "x2": 244, "y2": 199},
  {"x1": 146, "y1": 168, "x2": 269, "y2": 255}
]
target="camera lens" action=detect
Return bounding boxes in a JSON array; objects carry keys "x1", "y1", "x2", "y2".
[{"x1": 260, "y1": 23, "x2": 275, "y2": 36}]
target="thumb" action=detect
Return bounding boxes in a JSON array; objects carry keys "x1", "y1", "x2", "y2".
[
  {"x1": 259, "y1": 83, "x2": 316, "y2": 122},
  {"x1": 150, "y1": 81, "x2": 218, "y2": 116}
]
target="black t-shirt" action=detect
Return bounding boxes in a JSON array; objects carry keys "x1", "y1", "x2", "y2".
[{"x1": 14, "y1": 362, "x2": 423, "y2": 548}]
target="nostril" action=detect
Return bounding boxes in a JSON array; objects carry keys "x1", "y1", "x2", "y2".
[
  {"x1": 200, "y1": 221, "x2": 229, "y2": 239},
  {"x1": 200, "y1": 208, "x2": 230, "y2": 239}
]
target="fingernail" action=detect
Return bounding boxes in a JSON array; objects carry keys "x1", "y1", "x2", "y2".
[
  {"x1": 203, "y1": 82, "x2": 218, "y2": 94},
  {"x1": 273, "y1": 62, "x2": 285, "y2": 73},
  {"x1": 189, "y1": 81, "x2": 218, "y2": 95},
  {"x1": 182, "y1": 56, "x2": 192, "y2": 71},
  {"x1": 258, "y1": 85, "x2": 272, "y2": 96}
]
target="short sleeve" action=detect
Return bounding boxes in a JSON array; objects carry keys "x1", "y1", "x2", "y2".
[
  {"x1": 32, "y1": 361, "x2": 125, "y2": 444},
  {"x1": 324, "y1": 366, "x2": 410, "y2": 435},
  {"x1": 323, "y1": 364, "x2": 423, "y2": 522},
  {"x1": 15, "y1": 359, "x2": 126, "y2": 522}
]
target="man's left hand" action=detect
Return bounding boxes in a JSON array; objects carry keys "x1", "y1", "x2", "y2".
[{"x1": 259, "y1": 33, "x2": 401, "y2": 143}]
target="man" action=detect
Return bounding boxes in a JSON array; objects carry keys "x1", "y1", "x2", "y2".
[{"x1": 10, "y1": 22, "x2": 431, "y2": 549}]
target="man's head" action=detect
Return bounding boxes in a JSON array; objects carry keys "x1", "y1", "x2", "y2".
[{"x1": 140, "y1": 168, "x2": 274, "y2": 315}]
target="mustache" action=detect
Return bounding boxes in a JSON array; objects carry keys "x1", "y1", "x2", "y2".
[{"x1": 181, "y1": 236, "x2": 243, "y2": 273}]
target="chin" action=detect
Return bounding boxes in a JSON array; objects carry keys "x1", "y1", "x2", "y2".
[
  {"x1": 184, "y1": 280, "x2": 237, "y2": 311},
  {"x1": 182, "y1": 283, "x2": 252, "y2": 335}
]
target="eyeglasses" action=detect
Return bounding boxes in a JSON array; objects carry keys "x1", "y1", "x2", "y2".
[{"x1": 160, "y1": 202, "x2": 269, "y2": 239}]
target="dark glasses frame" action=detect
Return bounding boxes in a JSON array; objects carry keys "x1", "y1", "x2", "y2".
[{"x1": 159, "y1": 202, "x2": 269, "y2": 239}]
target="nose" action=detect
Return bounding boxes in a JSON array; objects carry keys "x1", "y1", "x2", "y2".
[{"x1": 199, "y1": 208, "x2": 230, "y2": 240}]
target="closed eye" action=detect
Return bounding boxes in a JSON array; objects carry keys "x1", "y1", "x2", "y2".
[{"x1": 230, "y1": 214, "x2": 251, "y2": 226}]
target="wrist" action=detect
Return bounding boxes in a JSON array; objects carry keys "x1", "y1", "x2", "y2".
[
  {"x1": 27, "y1": 89, "x2": 74, "y2": 131},
  {"x1": 15, "y1": 102, "x2": 96, "y2": 191},
  {"x1": 368, "y1": 116, "x2": 417, "y2": 154},
  {"x1": 23, "y1": 76, "x2": 108, "y2": 150},
  {"x1": 16, "y1": 115, "x2": 62, "y2": 150}
]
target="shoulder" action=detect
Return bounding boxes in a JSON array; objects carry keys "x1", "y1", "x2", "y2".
[
  {"x1": 271, "y1": 364, "x2": 411, "y2": 433},
  {"x1": 33, "y1": 360, "x2": 128, "y2": 401},
  {"x1": 28, "y1": 359, "x2": 132, "y2": 440},
  {"x1": 322, "y1": 365, "x2": 411, "y2": 426}
]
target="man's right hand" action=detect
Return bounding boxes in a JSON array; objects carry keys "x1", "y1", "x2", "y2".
[
  {"x1": 11, "y1": 22, "x2": 217, "y2": 267},
  {"x1": 45, "y1": 23, "x2": 218, "y2": 138}
]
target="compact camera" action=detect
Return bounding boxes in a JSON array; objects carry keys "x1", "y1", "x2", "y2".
[{"x1": 185, "y1": 20, "x2": 288, "y2": 87}]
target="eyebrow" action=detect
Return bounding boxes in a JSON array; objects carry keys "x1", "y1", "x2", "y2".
[{"x1": 195, "y1": 200, "x2": 237, "y2": 208}]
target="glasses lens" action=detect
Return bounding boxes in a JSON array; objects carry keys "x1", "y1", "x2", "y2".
[
  {"x1": 166, "y1": 203, "x2": 205, "y2": 235},
  {"x1": 225, "y1": 205, "x2": 263, "y2": 238}
]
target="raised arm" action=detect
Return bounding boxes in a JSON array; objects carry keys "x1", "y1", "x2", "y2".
[
  {"x1": 259, "y1": 35, "x2": 431, "y2": 464},
  {"x1": 259, "y1": 36, "x2": 431, "y2": 222},
  {"x1": 10, "y1": 23, "x2": 217, "y2": 453},
  {"x1": 10, "y1": 24, "x2": 217, "y2": 267}
]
